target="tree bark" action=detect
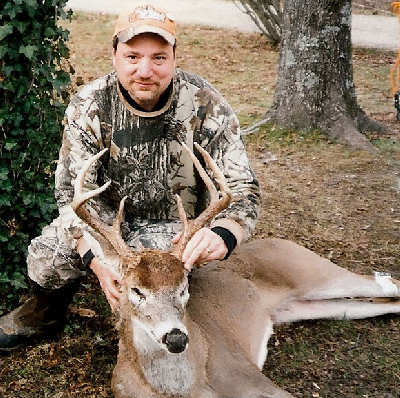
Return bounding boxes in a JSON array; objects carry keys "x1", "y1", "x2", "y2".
[{"x1": 265, "y1": 0, "x2": 384, "y2": 151}]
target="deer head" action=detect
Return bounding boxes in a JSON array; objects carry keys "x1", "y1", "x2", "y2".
[{"x1": 71, "y1": 143, "x2": 232, "y2": 354}]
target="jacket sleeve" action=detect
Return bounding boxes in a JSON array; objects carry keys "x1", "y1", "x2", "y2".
[
  {"x1": 199, "y1": 101, "x2": 261, "y2": 244},
  {"x1": 54, "y1": 93, "x2": 112, "y2": 250}
]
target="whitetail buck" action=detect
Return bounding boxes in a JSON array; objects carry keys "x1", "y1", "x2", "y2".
[{"x1": 72, "y1": 144, "x2": 400, "y2": 398}]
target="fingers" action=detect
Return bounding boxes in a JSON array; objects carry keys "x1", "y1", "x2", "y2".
[
  {"x1": 103, "y1": 277, "x2": 122, "y2": 312},
  {"x1": 182, "y1": 232, "x2": 209, "y2": 271},
  {"x1": 103, "y1": 273, "x2": 121, "y2": 299},
  {"x1": 90, "y1": 258, "x2": 122, "y2": 311},
  {"x1": 104, "y1": 288, "x2": 119, "y2": 312},
  {"x1": 182, "y1": 228, "x2": 228, "y2": 271}
]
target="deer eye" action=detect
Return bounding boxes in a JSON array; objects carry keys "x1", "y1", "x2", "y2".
[
  {"x1": 131, "y1": 288, "x2": 146, "y2": 301},
  {"x1": 179, "y1": 285, "x2": 189, "y2": 305}
]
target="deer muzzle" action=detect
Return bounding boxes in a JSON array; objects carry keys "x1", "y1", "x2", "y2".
[{"x1": 162, "y1": 328, "x2": 189, "y2": 353}]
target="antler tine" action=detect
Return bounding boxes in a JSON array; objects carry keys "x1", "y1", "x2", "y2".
[
  {"x1": 187, "y1": 143, "x2": 232, "y2": 231},
  {"x1": 193, "y1": 143, "x2": 231, "y2": 199},
  {"x1": 172, "y1": 143, "x2": 232, "y2": 259},
  {"x1": 114, "y1": 196, "x2": 127, "y2": 230},
  {"x1": 182, "y1": 143, "x2": 219, "y2": 199},
  {"x1": 72, "y1": 148, "x2": 111, "y2": 210},
  {"x1": 71, "y1": 149, "x2": 135, "y2": 258},
  {"x1": 176, "y1": 193, "x2": 188, "y2": 227}
]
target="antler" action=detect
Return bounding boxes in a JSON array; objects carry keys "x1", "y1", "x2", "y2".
[
  {"x1": 71, "y1": 148, "x2": 137, "y2": 259},
  {"x1": 171, "y1": 142, "x2": 233, "y2": 259},
  {"x1": 71, "y1": 145, "x2": 231, "y2": 262}
]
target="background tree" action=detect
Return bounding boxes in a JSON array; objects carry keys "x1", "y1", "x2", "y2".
[
  {"x1": 233, "y1": 0, "x2": 283, "y2": 45},
  {"x1": 0, "y1": 0, "x2": 72, "y2": 311},
  {"x1": 244, "y1": 0, "x2": 384, "y2": 151}
]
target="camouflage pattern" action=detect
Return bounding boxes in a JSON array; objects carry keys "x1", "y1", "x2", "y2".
[
  {"x1": 27, "y1": 218, "x2": 83, "y2": 289},
  {"x1": 27, "y1": 69, "x2": 260, "y2": 289}
]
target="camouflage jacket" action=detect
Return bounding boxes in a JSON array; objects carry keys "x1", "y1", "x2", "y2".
[{"x1": 55, "y1": 69, "x2": 260, "y2": 249}]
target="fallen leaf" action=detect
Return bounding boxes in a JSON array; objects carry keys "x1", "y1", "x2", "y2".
[{"x1": 69, "y1": 306, "x2": 96, "y2": 318}]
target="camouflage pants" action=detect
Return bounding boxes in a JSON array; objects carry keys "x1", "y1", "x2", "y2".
[{"x1": 27, "y1": 216, "x2": 182, "y2": 289}]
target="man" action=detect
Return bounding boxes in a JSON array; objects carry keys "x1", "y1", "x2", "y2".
[{"x1": 0, "y1": 5, "x2": 260, "y2": 350}]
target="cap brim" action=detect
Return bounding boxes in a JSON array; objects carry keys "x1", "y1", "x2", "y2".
[{"x1": 117, "y1": 25, "x2": 175, "y2": 46}]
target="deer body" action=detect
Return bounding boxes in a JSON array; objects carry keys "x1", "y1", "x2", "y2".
[
  {"x1": 111, "y1": 246, "x2": 294, "y2": 398},
  {"x1": 72, "y1": 146, "x2": 400, "y2": 398},
  {"x1": 111, "y1": 239, "x2": 400, "y2": 398}
]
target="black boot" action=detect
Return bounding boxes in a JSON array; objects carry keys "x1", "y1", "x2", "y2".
[{"x1": 0, "y1": 280, "x2": 79, "y2": 352}]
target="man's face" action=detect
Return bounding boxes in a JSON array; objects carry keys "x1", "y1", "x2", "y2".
[{"x1": 113, "y1": 33, "x2": 176, "y2": 112}]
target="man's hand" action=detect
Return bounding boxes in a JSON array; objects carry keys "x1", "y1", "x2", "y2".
[
  {"x1": 89, "y1": 257, "x2": 122, "y2": 312},
  {"x1": 173, "y1": 227, "x2": 228, "y2": 271}
]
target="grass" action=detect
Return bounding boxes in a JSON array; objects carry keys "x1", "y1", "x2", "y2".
[
  {"x1": 1, "y1": 10, "x2": 400, "y2": 398},
  {"x1": 266, "y1": 317, "x2": 400, "y2": 397}
]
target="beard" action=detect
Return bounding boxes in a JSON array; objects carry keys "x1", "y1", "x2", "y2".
[
  {"x1": 132, "y1": 88, "x2": 160, "y2": 109},
  {"x1": 126, "y1": 81, "x2": 164, "y2": 111}
]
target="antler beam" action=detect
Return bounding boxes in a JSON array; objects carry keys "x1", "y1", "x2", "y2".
[
  {"x1": 71, "y1": 148, "x2": 136, "y2": 259},
  {"x1": 172, "y1": 143, "x2": 233, "y2": 259}
]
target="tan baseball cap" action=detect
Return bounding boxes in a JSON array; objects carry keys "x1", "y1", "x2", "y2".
[{"x1": 114, "y1": 5, "x2": 176, "y2": 46}]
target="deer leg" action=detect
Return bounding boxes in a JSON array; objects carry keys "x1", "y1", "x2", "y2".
[
  {"x1": 273, "y1": 297, "x2": 400, "y2": 323},
  {"x1": 221, "y1": 238, "x2": 399, "y2": 370},
  {"x1": 231, "y1": 239, "x2": 400, "y2": 301},
  {"x1": 301, "y1": 272, "x2": 400, "y2": 301}
]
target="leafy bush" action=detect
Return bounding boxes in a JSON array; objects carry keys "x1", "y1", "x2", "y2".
[{"x1": 0, "y1": 0, "x2": 72, "y2": 313}]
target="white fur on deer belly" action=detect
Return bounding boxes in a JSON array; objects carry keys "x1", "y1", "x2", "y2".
[
  {"x1": 374, "y1": 272, "x2": 399, "y2": 296},
  {"x1": 132, "y1": 320, "x2": 194, "y2": 397}
]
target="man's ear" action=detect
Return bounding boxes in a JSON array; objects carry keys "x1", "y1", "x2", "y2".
[
  {"x1": 112, "y1": 50, "x2": 116, "y2": 69},
  {"x1": 173, "y1": 52, "x2": 177, "y2": 69}
]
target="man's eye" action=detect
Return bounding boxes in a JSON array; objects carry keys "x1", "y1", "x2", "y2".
[{"x1": 154, "y1": 56, "x2": 166, "y2": 64}]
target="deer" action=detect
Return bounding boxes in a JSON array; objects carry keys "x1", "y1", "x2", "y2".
[{"x1": 72, "y1": 143, "x2": 400, "y2": 398}]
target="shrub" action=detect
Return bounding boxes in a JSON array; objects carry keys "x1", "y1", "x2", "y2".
[{"x1": 0, "y1": 0, "x2": 72, "y2": 313}]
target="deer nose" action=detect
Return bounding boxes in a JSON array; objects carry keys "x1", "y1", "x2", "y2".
[{"x1": 162, "y1": 328, "x2": 189, "y2": 353}]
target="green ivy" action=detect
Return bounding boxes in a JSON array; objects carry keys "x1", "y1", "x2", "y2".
[{"x1": 0, "y1": 0, "x2": 72, "y2": 312}]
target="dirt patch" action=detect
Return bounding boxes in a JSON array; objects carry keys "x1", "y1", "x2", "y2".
[{"x1": 1, "y1": 10, "x2": 400, "y2": 398}]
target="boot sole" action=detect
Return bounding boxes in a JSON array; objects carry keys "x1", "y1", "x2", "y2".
[
  {"x1": 0, "y1": 327, "x2": 27, "y2": 352},
  {"x1": 0, "y1": 344, "x2": 23, "y2": 353}
]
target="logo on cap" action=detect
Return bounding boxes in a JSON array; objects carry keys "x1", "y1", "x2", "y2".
[{"x1": 130, "y1": 6, "x2": 166, "y2": 23}]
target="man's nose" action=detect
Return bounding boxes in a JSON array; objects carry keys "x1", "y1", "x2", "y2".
[{"x1": 136, "y1": 58, "x2": 153, "y2": 79}]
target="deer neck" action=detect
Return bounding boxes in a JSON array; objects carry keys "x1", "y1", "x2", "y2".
[{"x1": 125, "y1": 317, "x2": 195, "y2": 397}]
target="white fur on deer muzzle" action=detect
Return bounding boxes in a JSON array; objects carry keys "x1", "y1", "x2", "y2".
[{"x1": 132, "y1": 317, "x2": 188, "y2": 352}]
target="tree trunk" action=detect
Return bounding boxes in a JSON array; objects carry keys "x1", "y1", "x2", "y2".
[{"x1": 266, "y1": 0, "x2": 384, "y2": 151}]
